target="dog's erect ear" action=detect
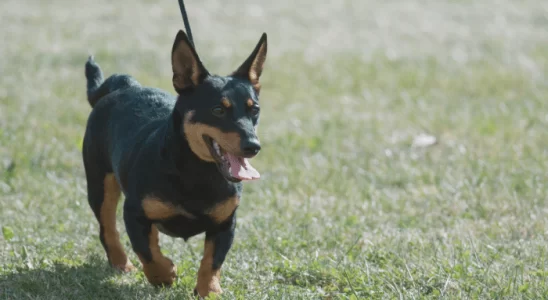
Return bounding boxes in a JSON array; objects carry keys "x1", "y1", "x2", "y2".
[
  {"x1": 172, "y1": 30, "x2": 209, "y2": 93},
  {"x1": 231, "y1": 33, "x2": 267, "y2": 93}
]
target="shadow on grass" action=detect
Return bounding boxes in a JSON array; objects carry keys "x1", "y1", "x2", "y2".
[{"x1": 0, "y1": 255, "x2": 164, "y2": 300}]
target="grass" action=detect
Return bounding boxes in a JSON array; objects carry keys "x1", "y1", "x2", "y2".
[{"x1": 1, "y1": 0, "x2": 548, "y2": 298}]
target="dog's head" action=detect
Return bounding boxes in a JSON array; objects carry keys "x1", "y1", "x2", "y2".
[{"x1": 170, "y1": 30, "x2": 267, "y2": 183}]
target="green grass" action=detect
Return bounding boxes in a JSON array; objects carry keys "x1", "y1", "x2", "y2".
[{"x1": 2, "y1": 0, "x2": 548, "y2": 298}]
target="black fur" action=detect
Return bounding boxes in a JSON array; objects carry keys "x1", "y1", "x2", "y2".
[{"x1": 82, "y1": 29, "x2": 267, "y2": 293}]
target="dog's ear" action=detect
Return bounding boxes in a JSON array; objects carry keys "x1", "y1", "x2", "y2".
[
  {"x1": 172, "y1": 30, "x2": 209, "y2": 93},
  {"x1": 231, "y1": 33, "x2": 267, "y2": 93}
]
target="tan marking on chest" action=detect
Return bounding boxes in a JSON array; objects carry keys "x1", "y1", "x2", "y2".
[
  {"x1": 208, "y1": 196, "x2": 240, "y2": 223},
  {"x1": 143, "y1": 197, "x2": 195, "y2": 220}
]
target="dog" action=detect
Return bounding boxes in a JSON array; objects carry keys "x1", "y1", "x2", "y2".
[{"x1": 82, "y1": 29, "x2": 267, "y2": 297}]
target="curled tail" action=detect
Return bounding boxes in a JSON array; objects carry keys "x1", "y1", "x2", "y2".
[
  {"x1": 85, "y1": 56, "x2": 105, "y2": 107},
  {"x1": 85, "y1": 56, "x2": 140, "y2": 107}
]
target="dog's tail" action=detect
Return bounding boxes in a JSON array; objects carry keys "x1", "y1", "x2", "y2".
[
  {"x1": 85, "y1": 56, "x2": 106, "y2": 107},
  {"x1": 85, "y1": 56, "x2": 140, "y2": 108}
]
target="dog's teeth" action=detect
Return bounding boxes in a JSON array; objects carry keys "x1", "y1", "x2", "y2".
[{"x1": 213, "y1": 141, "x2": 221, "y2": 154}]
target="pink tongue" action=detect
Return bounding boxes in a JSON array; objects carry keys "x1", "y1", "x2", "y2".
[{"x1": 225, "y1": 153, "x2": 260, "y2": 180}]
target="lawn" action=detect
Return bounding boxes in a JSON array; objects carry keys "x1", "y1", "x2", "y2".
[{"x1": 1, "y1": 0, "x2": 548, "y2": 299}]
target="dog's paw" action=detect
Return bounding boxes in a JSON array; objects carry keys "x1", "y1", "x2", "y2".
[
  {"x1": 193, "y1": 282, "x2": 222, "y2": 298},
  {"x1": 112, "y1": 261, "x2": 136, "y2": 273},
  {"x1": 143, "y1": 257, "x2": 177, "y2": 287}
]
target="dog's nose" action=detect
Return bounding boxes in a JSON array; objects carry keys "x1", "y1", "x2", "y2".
[{"x1": 241, "y1": 139, "x2": 261, "y2": 157}]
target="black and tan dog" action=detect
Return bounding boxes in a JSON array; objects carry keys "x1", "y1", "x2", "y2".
[{"x1": 82, "y1": 30, "x2": 266, "y2": 297}]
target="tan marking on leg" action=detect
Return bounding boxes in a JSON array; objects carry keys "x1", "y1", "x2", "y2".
[
  {"x1": 208, "y1": 196, "x2": 239, "y2": 223},
  {"x1": 247, "y1": 98, "x2": 254, "y2": 107},
  {"x1": 138, "y1": 224, "x2": 177, "y2": 286},
  {"x1": 183, "y1": 111, "x2": 242, "y2": 162},
  {"x1": 195, "y1": 239, "x2": 222, "y2": 297},
  {"x1": 221, "y1": 97, "x2": 232, "y2": 108},
  {"x1": 142, "y1": 197, "x2": 195, "y2": 220},
  {"x1": 101, "y1": 174, "x2": 135, "y2": 272}
]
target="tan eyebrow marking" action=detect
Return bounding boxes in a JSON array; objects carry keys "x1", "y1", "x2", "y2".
[
  {"x1": 247, "y1": 99, "x2": 254, "y2": 107},
  {"x1": 221, "y1": 98, "x2": 232, "y2": 108}
]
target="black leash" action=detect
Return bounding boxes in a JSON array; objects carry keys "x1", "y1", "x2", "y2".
[{"x1": 178, "y1": 0, "x2": 195, "y2": 48}]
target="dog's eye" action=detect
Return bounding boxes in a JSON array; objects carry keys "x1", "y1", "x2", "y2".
[
  {"x1": 250, "y1": 106, "x2": 260, "y2": 116},
  {"x1": 212, "y1": 106, "x2": 225, "y2": 117}
]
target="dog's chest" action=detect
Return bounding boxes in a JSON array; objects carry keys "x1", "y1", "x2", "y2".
[
  {"x1": 152, "y1": 195, "x2": 240, "y2": 240},
  {"x1": 205, "y1": 195, "x2": 240, "y2": 223},
  {"x1": 144, "y1": 193, "x2": 240, "y2": 221},
  {"x1": 177, "y1": 179, "x2": 242, "y2": 222}
]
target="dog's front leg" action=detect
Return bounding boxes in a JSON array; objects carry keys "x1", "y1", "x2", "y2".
[
  {"x1": 194, "y1": 213, "x2": 236, "y2": 298},
  {"x1": 124, "y1": 204, "x2": 177, "y2": 286}
]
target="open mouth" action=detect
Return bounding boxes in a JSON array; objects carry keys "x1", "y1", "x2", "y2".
[{"x1": 203, "y1": 136, "x2": 260, "y2": 182}]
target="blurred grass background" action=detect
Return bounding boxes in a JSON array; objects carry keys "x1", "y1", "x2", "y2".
[{"x1": 1, "y1": 0, "x2": 548, "y2": 298}]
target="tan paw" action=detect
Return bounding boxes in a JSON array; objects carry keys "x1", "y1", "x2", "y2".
[
  {"x1": 111, "y1": 260, "x2": 136, "y2": 273},
  {"x1": 193, "y1": 286, "x2": 223, "y2": 298},
  {"x1": 142, "y1": 256, "x2": 177, "y2": 286},
  {"x1": 194, "y1": 275, "x2": 222, "y2": 298}
]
